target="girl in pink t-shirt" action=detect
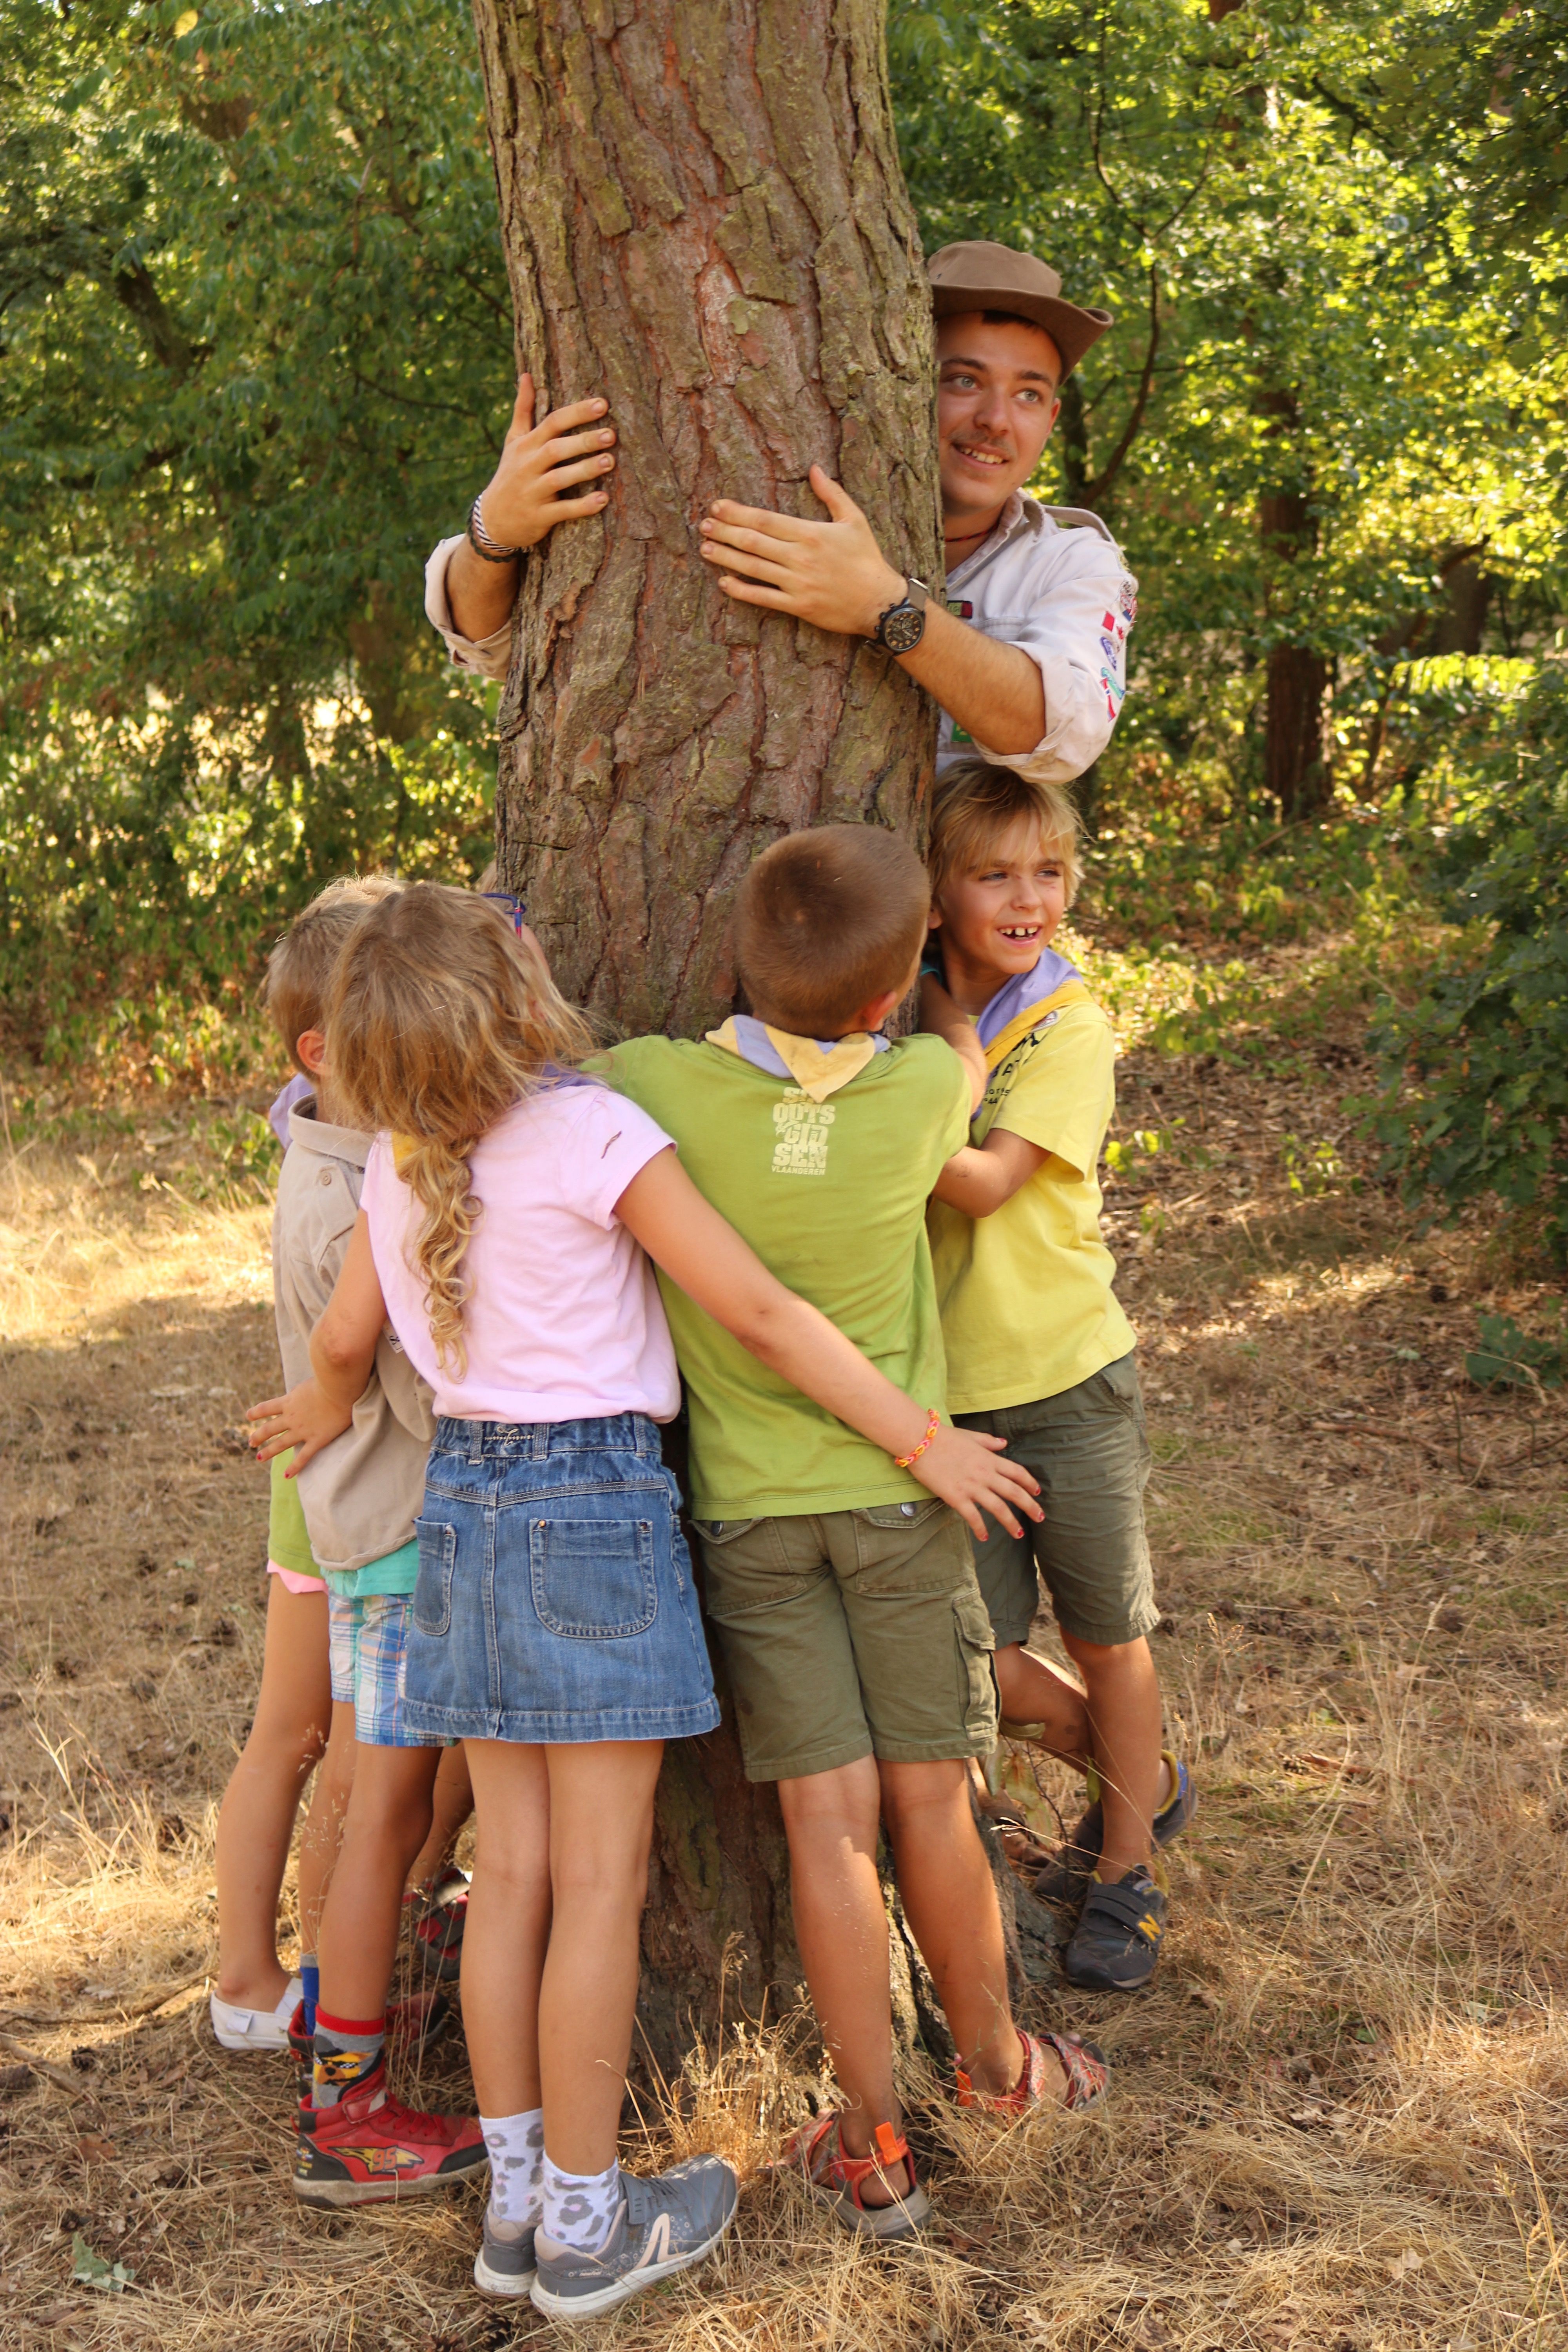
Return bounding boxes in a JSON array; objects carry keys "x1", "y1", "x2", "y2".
[{"x1": 258, "y1": 884, "x2": 1036, "y2": 2319}]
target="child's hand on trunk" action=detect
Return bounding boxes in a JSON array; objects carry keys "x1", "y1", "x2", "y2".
[
  {"x1": 908, "y1": 1424, "x2": 1043, "y2": 1541},
  {"x1": 246, "y1": 1379, "x2": 353, "y2": 1472}
]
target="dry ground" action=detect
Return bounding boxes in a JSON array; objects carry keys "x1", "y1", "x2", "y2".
[{"x1": 1, "y1": 936, "x2": 1565, "y2": 2352}]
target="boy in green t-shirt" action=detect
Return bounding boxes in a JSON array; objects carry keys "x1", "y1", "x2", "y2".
[
  {"x1": 606, "y1": 824, "x2": 1108, "y2": 2243},
  {"x1": 920, "y1": 760, "x2": 1196, "y2": 1994}
]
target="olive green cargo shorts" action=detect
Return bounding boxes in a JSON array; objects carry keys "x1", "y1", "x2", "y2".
[
  {"x1": 693, "y1": 1497, "x2": 998, "y2": 1783},
  {"x1": 955, "y1": 1350, "x2": 1157, "y2": 1652}
]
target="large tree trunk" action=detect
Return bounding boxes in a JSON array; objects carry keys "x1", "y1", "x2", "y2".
[
  {"x1": 466, "y1": 0, "x2": 944, "y2": 2067},
  {"x1": 472, "y1": 0, "x2": 941, "y2": 1039}
]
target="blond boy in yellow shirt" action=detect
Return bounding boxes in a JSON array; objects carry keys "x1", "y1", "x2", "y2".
[{"x1": 920, "y1": 759, "x2": 1194, "y2": 1993}]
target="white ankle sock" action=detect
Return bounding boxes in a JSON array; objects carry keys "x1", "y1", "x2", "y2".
[
  {"x1": 480, "y1": 2106, "x2": 545, "y2": 2228},
  {"x1": 541, "y1": 2151, "x2": 623, "y2": 2254}
]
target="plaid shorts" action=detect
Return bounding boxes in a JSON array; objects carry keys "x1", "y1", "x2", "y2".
[{"x1": 326, "y1": 1591, "x2": 442, "y2": 1749}]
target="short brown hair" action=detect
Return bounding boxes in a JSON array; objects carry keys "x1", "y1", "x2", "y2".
[
  {"x1": 266, "y1": 875, "x2": 405, "y2": 1071},
  {"x1": 927, "y1": 760, "x2": 1083, "y2": 906},
  {"x1": 733, "y1": 824, "x2": 929, "y2": 1036}
]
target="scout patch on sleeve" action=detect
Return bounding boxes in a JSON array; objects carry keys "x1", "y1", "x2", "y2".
[
  {"x1": 771, "y1": 1089, "x2": 836, "y2": 1176},
  {"x1": 1118, "y1": 575, "x2": 1138, "y2": 623},
  {"x1": 947, "y1": 598, "x2": 974, "y2": 618}
]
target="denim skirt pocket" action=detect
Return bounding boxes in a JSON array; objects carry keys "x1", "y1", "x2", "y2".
[
  {"x1": 412, "y1": 1517, "x2": 457, "y2": 1637},
  {"x1": 529, "y1": 1514, "x2": 658, "y2": 1640}
]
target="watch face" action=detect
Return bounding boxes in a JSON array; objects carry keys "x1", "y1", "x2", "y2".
[{"x1": 880, "y1": 604, "x2": 925, "y2": 654}]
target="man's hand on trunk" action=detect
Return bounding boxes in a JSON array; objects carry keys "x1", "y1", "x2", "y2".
[
  {"x1": 699, "y1": 463, "x2": 906, "y2": 636},
  {"x1": 446, "y1": 374, "x2": 617, "y2": 641}
]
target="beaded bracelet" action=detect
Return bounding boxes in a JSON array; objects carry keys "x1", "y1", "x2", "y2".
[
  {"x1": 893, "y1": 1407, "x2": 941, "y2": 1470},
  {"x1": 467, "y1": 492, "x2": 522, "y2": 564}
]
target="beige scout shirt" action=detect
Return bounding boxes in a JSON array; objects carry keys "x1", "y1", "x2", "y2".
[
  {"x1": 272, "y1": 1099, "x2": 435, "y2": 1576},
  {"x1": 422, "y1": 492, "x2": 1135, "y2": 788}
]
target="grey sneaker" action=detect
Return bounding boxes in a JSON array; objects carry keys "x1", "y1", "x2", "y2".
[
  {"x1": 530, "y1": 2155, "x2": 738, "y2": 2319},
  {"x1": 472, "y1": 2209, "x2": 537, "y2": 2297}
]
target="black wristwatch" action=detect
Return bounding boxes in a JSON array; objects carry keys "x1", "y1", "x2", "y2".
[{"x1": 873, "y1": 576, "x2": 929, "y2": 654}]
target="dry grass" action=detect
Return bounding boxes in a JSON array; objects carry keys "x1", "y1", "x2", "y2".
[{"x1": 2, "y1": 945, "x2": 1566, "y2": 2351}]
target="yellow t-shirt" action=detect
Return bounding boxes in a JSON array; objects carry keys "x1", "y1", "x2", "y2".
[{"x1": 928, "y1": 982, "x2": 1135, "y2": 1414}]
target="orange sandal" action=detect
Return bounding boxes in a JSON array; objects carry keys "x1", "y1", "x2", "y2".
[
  {"x1": 780, "y1": 2111, "x2": 932, "y2": 2239},
  {"x1": 956, "y1": 2027, "x2": 1109, "y2": 2115}
]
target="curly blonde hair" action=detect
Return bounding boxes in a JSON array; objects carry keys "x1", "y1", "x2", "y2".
[{"x1": 324, "y1": 883, "x2": 595, "y2": 1376}]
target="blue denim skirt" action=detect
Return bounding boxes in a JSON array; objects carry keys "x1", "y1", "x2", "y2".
[{"x1": 399, "y1": 1414, "x2": 721, "y2": 1746}]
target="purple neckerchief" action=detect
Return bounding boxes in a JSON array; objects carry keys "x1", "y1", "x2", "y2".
[
  {"x1": 974, "y1": 949, "x2": 1082, "y2": 1050},
  {"x1": 267, "y1": 1072, "x2": 314, "y2": 1150},
  {"x1": 724, "y1": 1014, "x2": 890, "y2": 1079}
]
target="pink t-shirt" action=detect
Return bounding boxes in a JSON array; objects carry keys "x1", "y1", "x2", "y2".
[{"x1": 360, "y1": 1081, "x2": 681, "y2": 1425}]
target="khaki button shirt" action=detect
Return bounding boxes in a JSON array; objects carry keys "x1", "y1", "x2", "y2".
[{"x1": 273, "y1": 1100, "x2": 434, "y2": 1577}]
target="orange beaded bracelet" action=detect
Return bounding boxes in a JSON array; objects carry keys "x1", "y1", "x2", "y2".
[{"x1": 893, "y1": 1407, "x2": 941, "y2": 1470}]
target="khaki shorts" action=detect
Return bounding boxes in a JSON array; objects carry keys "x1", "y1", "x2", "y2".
[
  {"x1": 694, "y1": 1498, "x2": 997, "y2": 1783},
  {"x1": 956, "y1": 1351, "x2": 1156, "y2": 1651}
]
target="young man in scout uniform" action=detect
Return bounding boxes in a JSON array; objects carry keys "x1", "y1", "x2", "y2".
[{"x1": 424, "y1": 242, "x2": 1136, "y2": 789}]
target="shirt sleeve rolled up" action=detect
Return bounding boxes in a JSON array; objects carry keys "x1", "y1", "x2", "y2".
[{"x1": 424, "y1": 534, "x2": 513, "y2": 683}]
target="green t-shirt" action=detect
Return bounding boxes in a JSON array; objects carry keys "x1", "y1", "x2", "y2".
[
  {"x1": 267, "y1": 1448, "x2": 318, "y2": 1579},
  {"x1": 321, "y1": 1536, "x2": 420, "y2": 1601},
  {"x1": 605, "y1": 1034, "x2": 972, "y2": 1519}
]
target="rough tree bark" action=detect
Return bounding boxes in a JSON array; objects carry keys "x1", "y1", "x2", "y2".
[
  {"x1": 470, "y1": 0, "x2": 942, "y2": 1040},
  {"x1": 464, "y1": 0, "x2": 947, "y2": 2067}
]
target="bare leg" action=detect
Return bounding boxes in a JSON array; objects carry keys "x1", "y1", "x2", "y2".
[
  {"x1": 991, "y1": 1644, "x2": 1092, "y2": 1765},
  {"x1": 537, "y1": 1741, "x2": 664, "y2": 2175},
  {"x1": 296, "y1": 1700, "x2": 356, "y2": 1959},
  {"x1": 1060, "y1": 1631, "x2": 1163, "y2": 1880},
  {"x1": 456, "y1": 1739, "x2": 552, "y2": 2118},
  {"x1": 879, "y1": 1758, "x2": 1069, "y2": 2102},
  {"x1": 406, "y1": 1742, "x2": 475, "y2": 1895},
  {"x1": 317, "y1": 1746, "x2": 441, "y2": 2022},
  {"x1": 214, "y1": 1577, "x2": 330, "y2": 2010},
  {"x1": 459, "y1": 1738, "x2": 664, "y2": 2176},
  {"x1": 777, "y1": 1758, "x2": 909, "y2": 2200}
]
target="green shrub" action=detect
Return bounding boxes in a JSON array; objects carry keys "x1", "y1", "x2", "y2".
[{"x1": 1369, "y1": 668, "x2": 1568, "y2": 1260}]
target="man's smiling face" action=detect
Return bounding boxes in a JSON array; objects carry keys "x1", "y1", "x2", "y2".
[{"x1": 936, "y1": 312, "x2": 1063, "y2": 525}]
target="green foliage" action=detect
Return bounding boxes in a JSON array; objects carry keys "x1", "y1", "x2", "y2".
[
  {"x1": 1369, "y1": 668, "x2": 1568, "y2": 1258},
  {"x1": 886, "y1": 0, "x2": 1566, "y2": 829},
  {"x1": 1465, "y1": 1312, "x2": 1566, "y2": 1394},
  {"x1": 2, "y1": 0, "x2": 1564, "y2": 1221},
  {"x1": 0, "y1": 0, "x2": 509, "y2": 1062}
]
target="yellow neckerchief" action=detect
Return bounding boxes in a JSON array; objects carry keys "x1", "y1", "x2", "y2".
[
  {"x1": 980, "y1": 978, "x2": 1092, "y2": 1073},
  {"x1": 391, "y1": 1132, "x2": 420, "y2": 1174},
  {"x1": 704, "y1": 1017, "x2": 879, "y2": 1104}
]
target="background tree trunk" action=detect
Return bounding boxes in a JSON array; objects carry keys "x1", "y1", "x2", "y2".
[
  {"x1": 472, "y1": 0, "x2": 941, "y2": 1040},
  {"x1": 1257, "y1": 396, "x2": 1330, "y2": 820},
  {"x1": 465, "y1": 0, "x2": 945, "y2": 2068}
]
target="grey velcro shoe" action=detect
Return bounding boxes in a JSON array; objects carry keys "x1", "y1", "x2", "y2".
[
  {"x1": 530, "y1": 2154, "x2": 738, "y2": 2319},
  {"x1": 472, "y1": 2209, "x2": 537, "y2": 2297}
]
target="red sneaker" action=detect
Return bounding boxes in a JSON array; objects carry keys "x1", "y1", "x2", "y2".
[
  {"x1": 413, "y1": 1871, "x2": 469, "y2": 1982},
  {"x1": 292, "y1": 2058, "x2": 487, "y2": 2207}
]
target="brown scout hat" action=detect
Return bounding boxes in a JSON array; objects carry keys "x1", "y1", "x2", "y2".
[{"x1": 927, "y1": 240, "x2": 1113, "y2": 380}]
